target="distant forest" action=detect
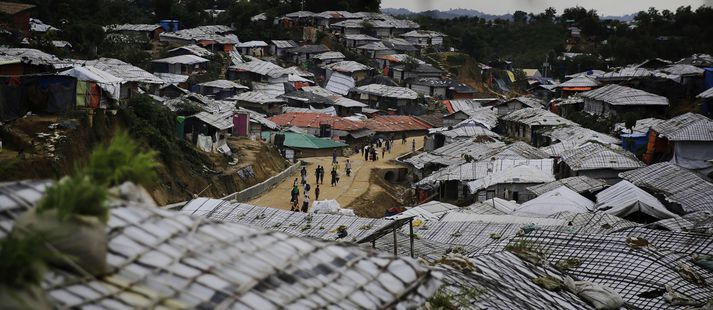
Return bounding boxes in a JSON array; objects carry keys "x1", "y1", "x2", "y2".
[
  {"x1": 411, "y1": 6, "x2": 713, "y2": 76},
  {"x1": 9, "y1": 1, "x2": 713, "y2": 78}
]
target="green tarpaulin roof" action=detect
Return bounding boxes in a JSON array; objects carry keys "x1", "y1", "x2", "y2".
[{"x1": 262, "y1": 131, "x2": 347, "y2": 149}]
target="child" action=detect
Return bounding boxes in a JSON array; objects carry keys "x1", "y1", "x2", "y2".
[{"x1": 315, "y1": 185, "x2": 320, "y2": 201}]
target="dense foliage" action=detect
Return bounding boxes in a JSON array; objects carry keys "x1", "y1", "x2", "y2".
[{"x1": 409, "y1": 6, "x2": 713, "y2": 78}]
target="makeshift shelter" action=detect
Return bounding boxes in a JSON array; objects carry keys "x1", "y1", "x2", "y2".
[
  {"x1": 644, "y1": 112, "x2": 713, "y2": 174},
  {"x1": 0, "y1": 75, "x2": 77, "y2": 120},
  {"x1": 261, "y1": 131, "x2": 347, "y2": 158},
  {"x1": 514, "y1": 186, "x2": 594, "y2": 217},
  {"x1": 581, "y1": 84, "x2": 669, "y2": 117},
  {"x1": 594, "y1": 180, "x2": 678, "y2": 220},
  {"x1": 620, "y1": 162, "x2": 713, "y2": 214},
  {"x1": 499, "y1": 108, "x2": 576, "y2": 144},
  {"x1": 558, "y1": 142, "x2": 645, "y2": 184},
  {"x1": 59, "y1": 66, "x2": 123, "y2": 101}
]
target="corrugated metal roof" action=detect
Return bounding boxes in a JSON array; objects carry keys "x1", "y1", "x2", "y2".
[
  {"x1": 230, "y1": 57, "x2": 287, "y2": 78},
  {"x1": 514, "y1": 186, "x2": 594, "y2": 216},
  {"x1": 401, "y1": 30, "x2": 446, "y2": 38},
  {"x1": 159, "y1": 25, "x2": 238, "y2": 44},
  {"x1": 191, "y1": 111, "x2": 234, "y2": 130},
  {"x1": 326, "y1": 72, "x2": 355, "y2": 96},
  {"x1": 365, "y1": 115, "x2": 432, "y2": 133},
  {"x1": 597, "y1": 66, "x2": 653, "y2": 81},
  {"x1": 376, "y1": 54, "x2": 426, "y2": 64},
  {"x1": 270, "y1": 40, "x2": 298, "y2": 49},
  {"x1": 620, "y1": 162, "x2": 713, "y2": 214},
  {"x1": 0, "y1": 182, "x2": 439, "y2": 309},
  {"x1": 343, "y1": 34, "x2": 380, "y2": 41},
  {"x1": 447, "y1": 107, "x2": 498, "y2": 129},
  {"x1": 154, "y1": 72, "x2": 188, "y2": 84},
  {"x1": 198, "y1": 79, "x2": 249, "y2": 90},
  {"x1": 288, "y1": 44, "x2": 330, "y2": 54},
  {"x1": 312, "y1": 51, "x2": 345, "y2": 61},
  {"x1": 233, "y1": 91, "x2": 285, "y2": 104},
  {"x1": 417, "y1": 159, "x2": 554, "y2": 184},
  {"x1": 539, "y1": 125, "x2": 620, "y2": 145},
  {"x1": 168, "y1": 44, "x2": 214, "y2": 57},
  {"x1": 29, "y1": 18, "x2": 58, "y2": 32},
  {"x1": 698, "y1": 87, "x2": 713, "y2": 99},
  {"x1": 466, "y1": 164, "x2": 556, "y2": 192},
  {"x1": 434, "y1": 124, "x2": 500, "y2": 140},
  {"x1": 236, "y1": 40, "x2": 268, "y2": 48},
  {"x1": 0, "y1": 47, "x2": 64, "y2": 66},
  {"x1": 500, "y1": 108, "x2": 576, "y2": 127},
  {"x1": 499, "y1": 96, "x2": 543, "y2": 109},
  {"x1": 251, "y1": 82, "x2": 286, "y2": 97},
  {"x1": 269, "y1": 113, "x2": 366, "y2": 131},
  {"x1": 381, "y1": 38, "x2": 418, "y2": 51},
  {"x1": 594, "y1": 180, "x2": 678, "y2": 219},
  {"x1": 404, "y1": 141, "x2": 505, "y2": 169},
  {"x1": 104, "y1": 23, "x2": 161, "y2": 32},
  {"x1": 496, "y1": 229, "x2": 713, "y2": 309},
  {"x1": 615, "y1": 117, "x2": 665, "y2": 134},
  {"x1": 659, "y1": 64, "x2": 705, "y2": 76},
  {"x1": 527, "y1": 176, "x2": 608, "y2": 196},
  {"x1": 557, "y1": 75, "x2": 602, "y2": 88},
  {"x1": 326, "y1": 60, "x2": 372, "y2": 73},
  {"x1": 356, "y1": 41, "x2": 391, "y2": 51},
  {"x1": 652, "y1": 112, "x2": 713, "y2": 141},
  {"x1": 284, "y1": 10, "x2": 316, "y2": 18},
  {"x1": 72, "y1": 58, "x2": 164, "y2": 84},
  {"x1": 560, "y1": 142, "x2": 644, "y2": 171},
  {"x1": 152, "y1": 54, "x2": 209, "y2": 65},
  {"x1": 261, "y1": 131, "x2": 347, "y2": 149},
  {"x1": 282, "y1": 106, "x2": 336, "y2": 116},
  {"x1": 352, "y1": 84, "x2": 418, "y2": 100},
  {"x1": 581, "y1": 84, "x2": 669, "y2": 106}
]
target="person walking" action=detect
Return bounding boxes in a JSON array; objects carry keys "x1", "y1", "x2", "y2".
[
  {"x1": 381, "y1": 147, "x2": 385, "y2": 159},
  {"x1": 364, "y1": 146, "x2": 369, "y2": 161},
  {"x1": 345, "y1": 159, "x2": 352, "y2": 177},
  {"x1": 412, "y1": 139, "x2": 416, "y2": 152},
  {"x1": 315, "y1": 184, "x2": 320, "y2": 201},
  {"x1": 314, "y1": 165, "x2": 321, "y2": 184},
  {"x1": 332, "y1": 149, "x2": 337, "y2": 164},
  {"x1": 330, "y1": 168, "x2": 338, "y2": 187},
  {"x1": 300, "y1": 166, "x2": 307, "y2": 184},
  {"x1": 301, "y1": 193, "x2": 310, "y2": 212},
  {"x1": 319, "y1": 166, "x2": 325, "y2": 184}
]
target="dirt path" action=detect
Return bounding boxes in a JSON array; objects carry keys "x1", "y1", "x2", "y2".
[{"x1": 248, "y1": 136, "x2": 424, "y2": 211}]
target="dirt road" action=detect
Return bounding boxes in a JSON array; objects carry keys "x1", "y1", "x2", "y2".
[{"x1": 248, "y1": 136, "x2": 424, "y2": 211}]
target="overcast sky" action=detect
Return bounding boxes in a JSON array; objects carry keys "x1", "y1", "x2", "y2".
[{"x1": 382, "y1": 0, "x2": 713, "y2": 16}]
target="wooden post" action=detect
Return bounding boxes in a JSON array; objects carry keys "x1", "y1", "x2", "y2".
[
  {"x1": 409, "y1": 218, "x2": 415, "y2": 258},
  {"x1": 393, "y1": 227, "x2": 397, "y2": 256}
]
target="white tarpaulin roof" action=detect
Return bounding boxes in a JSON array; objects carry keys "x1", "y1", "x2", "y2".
[
  {"x1": 481, "y1": 197, "x2": 520, "y2": 214},
  {"x1": 466, "y1": 165, "x2": 555, "y2": 193},
  {"x1": 59, "y1": 65, "x2": 123, "y2": 99},
  {"x1": 514, "y1": 186, "x2": 594, "y2": 217},
  {"x1": 595, "y1": 180, "x2": 678, "y2": 219}
]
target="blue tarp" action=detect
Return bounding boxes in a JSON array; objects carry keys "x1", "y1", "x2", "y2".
[
  {"x1": 621, "y1": 133, "x2": 648, "y2": 156},
  {"x1": 704, "y1": 68, "x2": 713, "y2": 90}
]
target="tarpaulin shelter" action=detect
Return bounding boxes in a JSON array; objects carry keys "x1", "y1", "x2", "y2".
[
  {"x1": 0, "y1": 75, "x2": 76, "y2": 121},
  {"x1": 59, "y1": 66, "x2": 123, "y2": 100}
]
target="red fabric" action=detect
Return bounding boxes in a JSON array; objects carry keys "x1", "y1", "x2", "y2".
[{"x1": 88, "y1": 82, "x2": 101, "y2": 108}]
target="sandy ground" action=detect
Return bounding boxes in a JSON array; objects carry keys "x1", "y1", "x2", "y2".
[{"x1": 248, "y1": 136, "x2": 425, "y2": 211}]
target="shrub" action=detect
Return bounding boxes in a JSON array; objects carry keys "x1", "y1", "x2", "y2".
[
  {"x1": 0, "y1": 234, "x2": 47, "y2": 288},
  {"x1": 82, "y1": 131, "x2": 158, "y2": 187},
  {"x1": 36, "y1": 176, "x2": 109, "y2": 222}
]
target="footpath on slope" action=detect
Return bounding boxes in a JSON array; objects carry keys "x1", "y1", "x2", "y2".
[{"x1": 248, "y1": 136, "x2": 425, "y2": 215}]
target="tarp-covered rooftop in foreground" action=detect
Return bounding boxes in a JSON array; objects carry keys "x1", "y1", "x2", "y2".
[{"x1": 0, "y1": 182, "x2": 440, "y2": 309}]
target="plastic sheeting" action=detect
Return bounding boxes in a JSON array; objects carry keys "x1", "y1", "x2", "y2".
[
  {"x1": 595, "y1": 180, "x2": 678, "y2": 219},
  {"x1": 60, "y1": 66, "x2": 123, "y2": 100},
  {"x1": 196, "y1": 134, "x2": 212, "y2": 152},
  {"x1": 672, "y1": 141, "x2": 713, "y2": 171},
  {"x1": 514, "y1": 186, "x2": 594, "y2": 217}
]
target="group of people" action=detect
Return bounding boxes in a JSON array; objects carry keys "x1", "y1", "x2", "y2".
[
  {"x1": 290, "y1": 159, "x2": 352, "y2": 212},
  {"x1": 361, "y1": 137, "x2": 393, "y2": 162}
]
